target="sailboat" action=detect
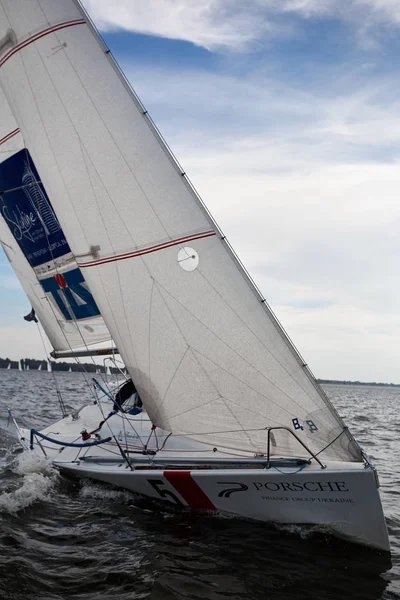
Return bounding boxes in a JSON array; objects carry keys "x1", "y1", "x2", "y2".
[{"x1": 0, "y1": 0, "x2": 390, "y2": 552}]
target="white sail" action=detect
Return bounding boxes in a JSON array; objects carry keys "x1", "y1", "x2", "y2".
[
  {"x1": 47, "y1": 360, "x2": 52, "y2": 372},
  {"x1": 7, "y1": 363, "x2": 10, "y2": 369},
  {"x1": 0, "y1": 0, "x2": 360, "y2": 462},
  {"x1": 0, "y1": 87, "x2": 112, "y2": 352}
]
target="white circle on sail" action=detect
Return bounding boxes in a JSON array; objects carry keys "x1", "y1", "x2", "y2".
[{"x1": 177, "y1": 247, "x2": 199, "y2": 271}]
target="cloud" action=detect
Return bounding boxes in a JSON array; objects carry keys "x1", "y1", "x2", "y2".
[
  {"x1": 0, "y1": 325, "x2": 48, "y2": 360},
  {"x1": 81, "y1": 0, "x2": 274, "y2": 52},
  {"x1": 81, "y1": 0, "x2": 400, "y2": 52},
  {"x1": 114, "y1": 60, "x2": 400, "y2": 380},
  {"x1": 277, "y1": 302, "x2": 400, "y2": 382}
]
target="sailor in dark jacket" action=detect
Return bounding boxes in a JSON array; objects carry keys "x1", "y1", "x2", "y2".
[{"x1": 113, "y1": 378, "x2": 143, "y2": 413}]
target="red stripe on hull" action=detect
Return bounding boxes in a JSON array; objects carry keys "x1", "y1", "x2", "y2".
[{"x1": 164, "y1": 471, "x2": 215, "y2": 510}]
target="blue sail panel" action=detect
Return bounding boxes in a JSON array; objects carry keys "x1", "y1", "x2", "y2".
[
  {"x1": 0, "y1": 148, "x2": 70, "y2": 267},
  {"x1": 0, "y1": 148, "x2": 100, "y2": 321}
]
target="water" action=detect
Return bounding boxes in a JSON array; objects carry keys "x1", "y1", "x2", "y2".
[{"x1": 0, "y1": 371, "x2": 398, "y2": 600}]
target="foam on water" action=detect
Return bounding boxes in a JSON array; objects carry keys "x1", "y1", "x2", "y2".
[
  {"x1": 274, "y1": 521, "x2": 334, "y2": 540},
  {"x1": 13, "y1": 448, "x2": 54, "y2": 476},
  {"x1": 0, "y1": 448, "x2": 58, "y2": 514},
  {"x1": 78, "y1": 479, "x2": 134, "y2": 503},
  {"x1": 0, "y1": 472, "x2": 56, "y2": 513}
]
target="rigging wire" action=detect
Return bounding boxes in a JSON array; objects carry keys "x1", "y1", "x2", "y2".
[{"x1": 35, "y1": 320, "x2": 67, "y2": 417}]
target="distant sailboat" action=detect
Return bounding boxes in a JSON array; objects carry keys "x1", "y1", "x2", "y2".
[
  {"x1": 47, "y1": 361, "x2": 52, "y2": 373},
  {"x1": 38, "y1": 363, "x2": 42, "y2": 371},
  {"x1": 0, "y1": 0, "x2": 389, "y2": 552},
  {"x1": 18, "y1": 360, "x2": 23, "y2": 372},
  {"x1": 68, "y1": 366, "x2": 72, "y2": 373},
  {"x1": 7, "y1": 363, "x2": 11, "y2": 370}
]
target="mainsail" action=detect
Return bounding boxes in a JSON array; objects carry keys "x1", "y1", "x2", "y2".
[
  {"x1": 0, "y1": 0, "x2": 361, "y2": 461},
  {"x1": 0, "y1": 88, "x2": 112, "y2": 352}
]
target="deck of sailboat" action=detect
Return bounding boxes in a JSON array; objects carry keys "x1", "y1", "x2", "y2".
[{"x1": 19, "y1": 399, "x2": 365, "y2": 470}]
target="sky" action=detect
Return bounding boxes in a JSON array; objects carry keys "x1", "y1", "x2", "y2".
[{"x1": 2, "y1": 0, "x2": 400, "y2": 382}]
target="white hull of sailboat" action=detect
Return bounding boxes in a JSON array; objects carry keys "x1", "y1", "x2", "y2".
[
  {"x1": 55, "y1": 458, "x2": 389, "y2": 552},
  {"x1": 15, "y1": 402, "x2": 389, "y2": 553}
]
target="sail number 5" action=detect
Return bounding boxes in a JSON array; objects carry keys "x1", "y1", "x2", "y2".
[{"x1": 147, "y1": 479, "x2": 184, "y2": 506}]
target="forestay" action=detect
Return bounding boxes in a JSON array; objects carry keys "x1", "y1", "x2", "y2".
[
  {"x1": 0, "y1": 0, "x2": 362, "y2": 461},
  {"x1": 0, "y1": 87, "x2": 111, "y2": 352}
]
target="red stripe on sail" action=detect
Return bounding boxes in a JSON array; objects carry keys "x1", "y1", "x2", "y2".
[
  {"x1": 0, "y1": 19, "x2": 86, "y2": 68},
  {"x1": 164, "y1": 471, "x2": 215, "y2": 510},
  {"x1": 0, "y1": 128, "x2": 20, "y2": 146},
  {"x1": 79, "y1": 230, "x2": 217, "y2": 268}
]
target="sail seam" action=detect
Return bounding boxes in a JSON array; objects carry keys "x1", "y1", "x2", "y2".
[
  {"x1": 0, "y1": 127, "x2": 20, "y2": 146},
  {"x1": 78, "y1": 230, "x2": 216, "y2": 268},
  {"x1": 0, "y1": 19, "x2": 86, "y2": 68},
  {"x1": 153, "y1": 279, "x2": 316, "y2": 418}
]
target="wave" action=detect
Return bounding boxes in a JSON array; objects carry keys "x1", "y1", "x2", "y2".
[{"x1": 0, "y1": 450, "x2": 57, "y2": 514}]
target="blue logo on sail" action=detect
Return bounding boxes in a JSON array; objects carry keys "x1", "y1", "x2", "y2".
[
  {"x1": 0, "y1": 149, "x2": 69, "y2": 267},
  {"x1": 21, "y1": 159, "x2": 61, "y2": 237},
  {"x1": 0, "y1": 149, "x2": 100, "y2": 321},
  {"x1": 41, "y1": 268, "x2": 100, "y2": 321}
]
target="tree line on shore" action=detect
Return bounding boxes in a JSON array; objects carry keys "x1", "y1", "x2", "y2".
[
  {"x1": 0, "y1": 357, "x2": 398, "y2": 386},
  {"x1": 0, "y1": 356, "x2": 124, "y2": 374}
]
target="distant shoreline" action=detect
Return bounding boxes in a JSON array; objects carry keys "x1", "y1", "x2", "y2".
[
  {"x1": 0, "y1": 356, "x2": 124, "y2": 374},
  {"x1": 0, "y1": 356, "x2": 398, "y2": 386},
  {"x1": 317, "y1": 379, "x2": 400, "y2": 388}
]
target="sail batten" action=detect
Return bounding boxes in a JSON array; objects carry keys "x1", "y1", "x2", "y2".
[
  {"x1": 0, "y1": 0, "x2": 360, "y2": 461},
  {"x1": 0, "y1": 19, "x2": 86, "y2": 68},
  {"x1": 78, "y1": 230, "x2": 217, "y2": 268},
  {"x1": 0, "y1": 126, "x2": 19, "y2": 146}
]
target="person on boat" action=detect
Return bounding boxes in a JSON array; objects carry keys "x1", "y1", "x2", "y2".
[
  {"x1": 113, "y1": 378, "x2": 143, "y2": 414},
  {"x1": 23, "y1": 307, "x2": 38, "y2": 323}
]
